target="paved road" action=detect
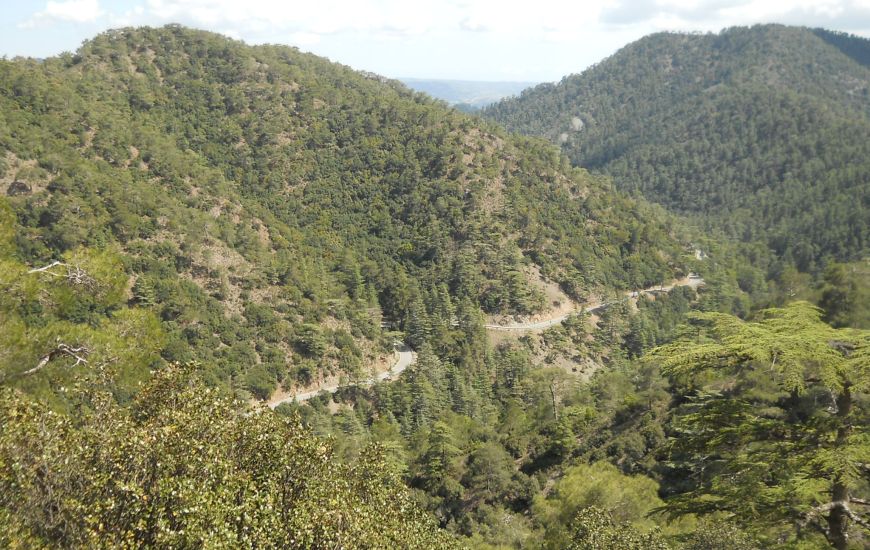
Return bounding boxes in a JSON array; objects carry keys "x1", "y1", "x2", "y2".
[
  {"x1": 484, "y1": 275, "x2": 704, "y2": 332},
  {"x1": 266, "y1": 274, "x2": 705, "y2": 404},
  {"x1": 373, "y1": 343, "x2": 416, "y2": 382},
  {"x1": 267, "y1": 343, "x2": 416, "y2": 407}
]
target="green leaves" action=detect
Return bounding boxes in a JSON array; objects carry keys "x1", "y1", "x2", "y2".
[
  {"x1": 0, "y1": 367, "x2": 459, "y2": 548},
  {"x1": 567, "y1": 507, "x2": 670, "y2": 550},
  {"x1": 653, "y1": 302, "x2": 863, "y2": 394},
  {"x1": 652, "y1": 302, "x2": 870, "y2": 546},
  {"x1": 532, "y1": 462, "x2": 666, "y2": 549}
]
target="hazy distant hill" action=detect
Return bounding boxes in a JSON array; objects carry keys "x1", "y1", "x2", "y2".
[
  {"x1": 400, "y1": 78, "x2": 538, "y2": 109},
  {"x1": 485, "y1": 25, "x2": 870, "y2": 270}
]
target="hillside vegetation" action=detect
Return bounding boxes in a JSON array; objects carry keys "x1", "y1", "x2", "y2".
[
  {"x1": 0, "y1": 25, "x2": 691, "y2": 404},
  {"x1": 3, "y1": 24, "x2": 867, "y2": 550},
  {"x1": 485, "y1": 25, "x2": 870, "y2": 271}
]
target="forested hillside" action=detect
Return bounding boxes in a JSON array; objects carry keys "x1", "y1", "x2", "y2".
[
  {"x1": 485, "y1": 25, "x2": 870, "y2": 271},
  {"x1": 0, "y1": 25, "x2": 692, "y2": 404},
  {"x1": 2, "y1": 24, "x2": 867, "y2": 550}
]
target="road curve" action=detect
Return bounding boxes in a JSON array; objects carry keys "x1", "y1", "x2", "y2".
[
  {"x1": 265, "y1": 276, "x2": 704, "y2": 405},
  {"x1": 267, "y1": 343, "x2": 416, "y2": 408},
  {"x1": 484, "y1": 275, "x2": 704, "y2": 332}
]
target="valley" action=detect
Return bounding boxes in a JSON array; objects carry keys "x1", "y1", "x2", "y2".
[{"x1": 0, "y1": 21, "x2": 867, "y2": 550}]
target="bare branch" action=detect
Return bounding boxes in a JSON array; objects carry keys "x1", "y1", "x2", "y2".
[
  {"x1": 28, "y1": 260, "x2": 66, "y2": 275},
  {"x1": 843, "y1": 504, "x2": 870, "y2": 531},
  {"x1": 802, "y1": 500, "x2": 870, "y2": 540},
  {"x1": 829, "y1": 340, "x2": 856, "y2": 357},
  {"x1": 27, "y1": 261, "x2": 97, "y2": 289},
  {"x1": 22, "y1": 341, "x2": 91, "y2": 376},
  {"x1": 800, "y1": 501, "x2": 835, "y2": 542}
]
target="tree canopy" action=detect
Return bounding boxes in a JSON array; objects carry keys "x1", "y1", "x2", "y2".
[
  {"x1": 651, "y1": 302, "x2": 870, "y2": 548},
  {"x1": 0, "y1": 366, "x2": 458, "y2": 549}
]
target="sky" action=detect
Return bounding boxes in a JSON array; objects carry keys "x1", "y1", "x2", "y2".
[{"x1": 3, "y1": 0, "x2": 870, "y2": 82}]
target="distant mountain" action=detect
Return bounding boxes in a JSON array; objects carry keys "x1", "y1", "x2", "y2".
[
  {"x1": 400, "y1": 78, "x2": 538, "y2": 109},
  {"x1": 485, "y1": 25, "x2": 870, "y2": 270}
]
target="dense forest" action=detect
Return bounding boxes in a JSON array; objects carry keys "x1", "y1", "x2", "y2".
[
  {"x1": 485, "y1": 25, "x2": 870, "y2": 273},
  {"x1": 0, "y1": 25, "x2": 695, "y2": 405},
  {"x1": 1, "y1": 24, "x2": 868, "y2": 549}
]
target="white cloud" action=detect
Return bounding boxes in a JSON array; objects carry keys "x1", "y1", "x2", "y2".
[
  {"x1": 459, "y1": 16, "x2": 489, "y2": 32},
  {"x1": 599, "y1": 0, "x2": 870, "y2": 33},
  {"x1": 220, "y1": 28, "x2": 242, "y2": 40},
  {"x1": 142, "y1": 0, "x2": 434, "y2": 37},
  {"x1": 10, "y1": 0, "x2": 870, "y2": 79},
  {"x1": 288, "y1": 31, "x2": 321, "y2": 46},
  {"x1": 108, "y1": 5, "x2": 145, "y2": 27},
  {"x1": 21, "y1": 0, "x2": 104, "y2": 27},
  {"x1": 128, "y1": 0, "x2": 616, "y2": 42}
]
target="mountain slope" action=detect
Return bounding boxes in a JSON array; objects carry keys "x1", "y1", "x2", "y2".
[
  {"x1": 485, "y1": 25, "x2": 870, "y2": 270},
  {"x1": 0, "y1": 25, "x2": 692, "y2": 402}
]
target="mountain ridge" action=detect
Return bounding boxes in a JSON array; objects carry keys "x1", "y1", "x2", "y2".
[
  {"x1": 484, "y1": 24, "x2": 870, "y2": 271},
  {"x1": 0, "y1": 24, "x2": 693, "y2": 403},
  {"x1": 399, "y1": 78, "x2": 539, "y2": 108}
]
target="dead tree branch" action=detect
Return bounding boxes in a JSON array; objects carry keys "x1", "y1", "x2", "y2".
[
  {"x1": 27, "y1": 260, "x2": 65, "y2": 274},
  {"x1": 22, "y1": 341, "x2": 91, "y2": 376},
  {"x1": 28, "y1": 261, "x2": 97, "y2": 289},
  {"x1": 800, "y1": 499, "x2": 870, "y2": 544},
  {"x1": 843, "y1": 505, "x2": 870, "y2": 531}
]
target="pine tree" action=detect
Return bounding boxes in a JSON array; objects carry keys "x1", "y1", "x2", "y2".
[
  {"x1": 407, "y1": 297, "x2": 432, "y2": 349},
  {"x1": 651, "y1": 302, "x2": 870, "y2": 549},
  {"x1": 132, "y1": 276, "x2": 158, "y2": 307},
  {"x1": 419, "y1": 421, "x2": 463, "y2": 498}
]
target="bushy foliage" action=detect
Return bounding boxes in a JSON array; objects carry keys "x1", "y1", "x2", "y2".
[
  {"x1": 0, "y1": 367, "x2": 459, "y2": 549},
  {"x1": 532, "y1": 462, "x2": 665, "y2": 549},
  {"x1": 567, "y1": 507, "x2": 670, "y2": 550}
]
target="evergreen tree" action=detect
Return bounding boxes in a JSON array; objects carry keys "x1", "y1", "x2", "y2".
[
  {"x1": 652, "y1": 302, "x2": 870, "y2": 548},
  {"x1": 567, "y1": 507, "x2": 670, "y2": 550}
]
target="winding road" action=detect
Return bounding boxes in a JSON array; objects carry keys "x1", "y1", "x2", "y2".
[
  {"x1": 267, "y1": 343, "x2": 416, "y2": 407},
  {"x1": 267, "y1": 275, "x2": 703, "y2": 405},
  {"x1": 484, "y1": 275, "x2": 705, "y2": 332}
]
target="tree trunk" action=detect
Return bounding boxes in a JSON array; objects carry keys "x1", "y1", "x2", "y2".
[
  {"x1": 549, "y1": 381, "x2": 559, "y2": 421},
  {"x1": 827, "y1": 385, "x2": 852, "y2": 550}
]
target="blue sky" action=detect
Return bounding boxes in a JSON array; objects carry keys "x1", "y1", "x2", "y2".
[{"x1": 4, "y1": 0, "x2": 870, "y2": 81}]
